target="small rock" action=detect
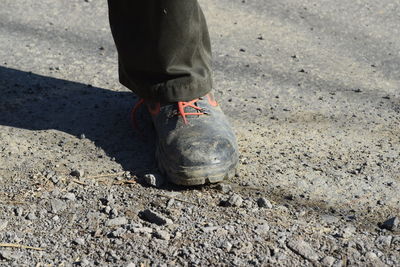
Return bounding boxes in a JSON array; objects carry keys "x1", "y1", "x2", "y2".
[
  {"x1": 79, "y1": 134, "x2": 86, "y2": 139},
  {"x1": 126, "y1": 263, "x2": 136, "y2": 267},
  {"x1": 227, "y1": 194, "x2": 243, "y2": 207},
  {"x1": 111, "y1": 227, "x2": 127, "y2": 238},
  {"x1": 287, "y1": 238, "x2": 319, "y2": 262},
  {"x1": 51, "y1": 176, "x2": 59, "y2": 184},
  {"x1": 332, "y1": 260, "x2": 344, "y2": 267},
  {"x1": 70, "y1": 169, "x2": 84, "y2": 178},
  {"x1": 132, "y1": 227, "x2": 153, "y2": 234},
  {"x1": 143, "y1": 173, "x2": 164, "y2": 188},
  {"x1": 0, "y1": 250, "x2": 16, "y2": 260},
  {"x1": 341, "y1": 225, "x2": 356, "y2": 238},
  {"x1": 375, "y1": 235, "x2": 392, "y2": 248},
  {"x1": 202, "y1": 226, "x2": 220, "y2": 233},
  {"x1": 365, "y1": 251, "x2": 378, "y2": 260},
  {"x1": 106, "y1": 217, "x2": 128, "y2": 227},
  {"x1": 174, "y1": 232, "x2": 182, "y2": 239},
  {"x1": 257, "y1": 197, "x2": 273, "y2": 208},
  {"x1": 105, "y1": 194, "x2": 114, "y2": 205},
  {"x1": 80, "y1": 257, "x2": 90, "y2": 266},
  {"x1": 221, "y1": 241, "x2": 233, "y2": 252},
  {"x1": 235, "y1": 241, "x2": 253, "y2": 255},
  {"x1": 50, "y1": 199, "x2": 67, "y2": 213},
  {"x1": 216, "y1": 183, "x2": 232, "y2": 193},
  {"x1": 26, "y1": 212, "x2": 37, "y2": 220},
  {"x1": 154, "y1": 229, "x2": 170, "y2": 240},
  {"x1": 14, "y1": 207, "x2": 24, "y2": 216},
  {"x1": 255, "y1": 223, "x2": 270, "y2": 235},
  {"x1": 141, "y1": 209, "x2": 172, "y2": 225},
  {"x1": 63, "y1": 193, "x2": 76, "y2": 201},
  {"x1": 74, "y1": 238, "x2": 85, "y2": 245},
  {"x1": 104, "y1": 206, "x2": 112, "y2": 214},
  {"x1": 110, "y1": 208, "x2": 119, "y2": 217},
  {"x1": 380, "y1": 216, "x2": 399, "y2": 231},
  {"x1": 364, "y1": 251, "x2": 385, "y2": 265},
  {"x1": 321, "y1": 215, "x2": 339, "y2": 224},
  {"x1": 321, "y1": 256, "x2": 336, "y2": 267},
  {"x1": 0, "y1": 221, "x2": 8, "y2": 231},
  {"x1": 166, "y1": 198, "x2": 175, "y2": 208}
]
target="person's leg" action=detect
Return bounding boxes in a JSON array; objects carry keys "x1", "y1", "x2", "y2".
[
  {"x1": 107, "y1": 1, "x2": 238, "y2": 186},
  {"x1": 108, "y1": 0, "x2": 212, "y2": 102}
]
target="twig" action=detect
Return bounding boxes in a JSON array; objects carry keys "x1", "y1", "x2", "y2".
[
  {"x1": 0, "y1": 243, "x2": 44, "y2": 251},
  {"x1": 0, "y1": 200, "x2": 27, "y2": 205},
  {"x1": 72, "y1": 179, "x2": 86, "y2": 186},
  {"x1": 113, "y1": 180, "x2": 137, "y2": 185},
  {"x1": 85, "y1": 172, "x2": 127, "y2": 180}
]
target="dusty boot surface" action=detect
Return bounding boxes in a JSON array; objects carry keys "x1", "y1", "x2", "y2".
[{"x1": 137, "y1": 93, "x2": 238, "y2": 186}]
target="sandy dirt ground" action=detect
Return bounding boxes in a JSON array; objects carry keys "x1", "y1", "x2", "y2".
[{"x1": 0, "y1": 0, "x2": 399, "y2": 266}]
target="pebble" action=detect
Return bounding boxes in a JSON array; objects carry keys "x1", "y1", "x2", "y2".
[
  {"x1": 70, "y1": 169, "x2": 84, "y2": 178},
  {"x1": 104, "y1": 206, "x2": 112, "y2": 214},
  {"x1": 255, "y1": 223, "x2": 270, "y2": 235},
  {"x1": 174, "y1": 232, "x2": 182, "y2": 239},
  {"x1": 143, "y1": 173, "x2": 164, "y2": 188},
  {"x1": 26, "y1": 212, "x2": 37, "y2": 220},
  {"x1": 80, "y1": 257, "x2": 90, "y2": 266},
  {"x1": 202, "y1": 226, "x2": 220, "y2": 233},
  {"x1": 0, "y1": 220, "x2": 8, "y2": 231},
  {"x1": 216, "y1": 183, "x2": 232, "y2": 193},
  {"x1": 227, "y1": 194, "x2": 243, "y2": 207},
  {"x1": 110, "y1": 208, "x2": 119, "y2": 217},
  {"x1": 221, "y1": 241, "x2": 233, "y2": 252},
  {"x1": 154, "y1": 229, "x2": 170, "y2": 240},
  {"x1": 321, "y1": 256, "x2": 336, "y2": 267},
  {"x1": 141, "y1": 209, "x2": 173, "y2": 225},
  {"x1": 15, "y1": 207, "x2": 24, "y2": 217},
  {"x1": 380, "y1": 216, "x2": 399, "y2": 231},
  {"x1": 106, "y1": 217, "x2": 128, "y2": 227},
  {"x1": 235, "y1": 241, "x2": 253, "y2": 255},
  {"x1": 341, "y1": 225, "x2": 356, "y2": 238},
  {"x1": 166, "y1": 198, "x2": 175, "y2": 208},
  {"x1": 257, "y1": 197, "x2": 273, "y2": 208},
  {"x1": 111, "y1": 228, "x2": 126, "y2": 238},
  {"x1": 365, "y1": 251, "x2": 378, "y2": 260},
  {"x1": 105, "y1": 194, "x2": 114, "y2": 205},
  {"x1": 51, "y1": 176, "x2": 59, "y2": 184},
  {"x1": 375, "y1": 235, "x2": 392, "y2": 248},
  {"x1": 126, "y1": 263, "x2": 136, "y2": 267},
  {"x1": 132, "y1": 227, "x2": 153, "y2": 234},
  {"x1": 286, "y1": 238, "x2": 319, "y2": 262},
  {"x1": 50, "y1": 199, "x2": 67, "y2": 213},
  {"x1": 63, "y1": 193, "x2": 76, "y2": 201},
  {"x1": 320, "y1": 215, "x2": 339, "y2": 224},
  {"x1": 0, "y1": 250, "x2": 16, "y2": 260},
  {"x1": 74, "y1": 237, "x2": 85, "y2": 245}
]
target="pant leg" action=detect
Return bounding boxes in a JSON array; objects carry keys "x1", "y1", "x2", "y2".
[{"x1": 108, "y1": 0, "x2": 213, "y2": 102}]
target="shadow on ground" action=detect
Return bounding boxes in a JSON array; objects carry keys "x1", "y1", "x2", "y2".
[{"x1": 0, "y1": 66, "x2": 156, "y2": 175}]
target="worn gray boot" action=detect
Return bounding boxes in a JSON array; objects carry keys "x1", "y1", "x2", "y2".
[{"x1": 134, "y1": 93, "x2": 238, "y2": 186}]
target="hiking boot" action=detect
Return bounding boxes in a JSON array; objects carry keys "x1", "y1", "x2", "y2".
[{"x1": 133, "y1": 93, "x2": 238, "y2": 186}]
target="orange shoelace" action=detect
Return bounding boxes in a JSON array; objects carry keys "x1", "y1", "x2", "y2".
[
  {"x1": 131, "y1": 99, "x2": 205, "y2": 132},
  {"x1": 177, "y1": 99, "x2": 205, "y2": 124}
]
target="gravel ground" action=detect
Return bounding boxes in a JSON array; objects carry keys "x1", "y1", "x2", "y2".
[{"x1": 0, "y1": 0, "x2": 399, "y2": 266}]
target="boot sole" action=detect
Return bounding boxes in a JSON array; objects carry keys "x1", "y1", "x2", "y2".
[{"x1": 156, "y1": 148, "x2": 238, "y2": 186}]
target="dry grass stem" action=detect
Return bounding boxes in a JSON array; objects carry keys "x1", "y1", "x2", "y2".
[{"x1": 0, "y1": 243, "x2": 44, "y2": 251}]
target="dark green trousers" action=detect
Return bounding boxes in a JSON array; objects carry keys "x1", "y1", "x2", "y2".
[{"x1": 108, "y1": 1, "x2": 213, "y2": 102}]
